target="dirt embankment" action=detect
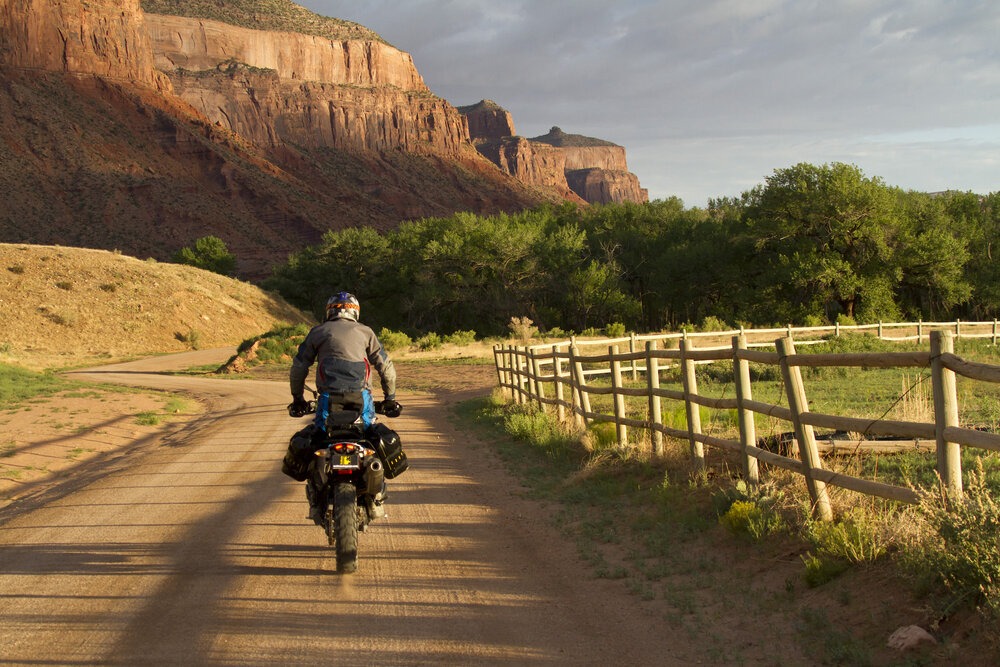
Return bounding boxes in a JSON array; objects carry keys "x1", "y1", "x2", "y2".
[{"x1": 0, "y1": 243, "x2": 310, "y2": 369}]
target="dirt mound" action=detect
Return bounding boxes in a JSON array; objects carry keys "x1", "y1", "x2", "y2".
[{"x1": 0, "y1": 243, "x2": 311, "y2": 368}]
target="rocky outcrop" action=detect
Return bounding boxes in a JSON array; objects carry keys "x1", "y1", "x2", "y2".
[
  {"x1": 145, "y1": 14, "x2": 427, "y2": 90},
  {"x1": 0, "y1": 0, "x2": 166, "y2": 88},
  {"x1": 166, "y1": 62, "x2": 468, "y2": 154},
  {"x1": 566, "y1": 169, "x2": 649, "y2": 206},
  {"x1": 458, "y1": 99, "x2": 515, "y2": 142},
  {"x1": 531, "y1": 127, "x2": 647, "y2": 204},
  {"x1": 146, "y1": 13, "x2": 470, "y2": 156},
  {"x1": 461, "y1": 105, "x2": 648, "y2": 205},
  {"x1": 475, "y1": 136, "x2": 572, "y2": 191}
]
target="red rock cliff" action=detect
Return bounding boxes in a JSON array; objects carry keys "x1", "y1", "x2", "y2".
[
  {"x1": 0, "y1": 0, "x2": 164, "y2": 87},
  {"x1": 145, "y1": 14, "x2": 427, "y2": 90},
  {"x1": 144, "y1": 13, "x2": 470, "y2": 156}
]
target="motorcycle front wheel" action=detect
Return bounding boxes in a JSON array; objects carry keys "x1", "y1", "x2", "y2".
[{"x1": 332, "y1": 481, "x2": 359, "y2": 573}]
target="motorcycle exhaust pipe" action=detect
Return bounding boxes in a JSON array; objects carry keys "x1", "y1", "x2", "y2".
[{"x1": 363, "y1": 458, "x2": 385, "y2": 496}]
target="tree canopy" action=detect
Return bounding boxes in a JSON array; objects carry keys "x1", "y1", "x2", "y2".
[{"x1": 265, "y1": 163, "x2": 998, "y2": 336}]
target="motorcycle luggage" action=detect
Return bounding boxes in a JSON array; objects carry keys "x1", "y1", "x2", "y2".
[
  {"x1": 281, "y1": 423, "x2": 319, "y2": 481},
  {"x1": 369, "y1": 423, "x2": 408, "y2": 478}
]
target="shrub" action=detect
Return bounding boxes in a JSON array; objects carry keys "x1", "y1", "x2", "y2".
[
  {"x1": 444, "y1": 330, "x2": 476, "y2": 346},
  {"x1": 720, "y1": 499, "x2": 786, "y2": 542},
  {"x1": 801, "y1": 552, "x2": 850, "y2": 587},
  {"x1": 509, "y1": 316, "x2": 538, "y2": 342},
  {"x1": 698, "y1": 316, "x2": 731, "y2": 332},
  {"x1": 416, "y1": 332, "x2": 442, "y2": 350},
  {"x1": 804, "y1": 508, "x2": 890, "y2": 564},
  {"x1": 604, "y1": 322, "x2": 626, "y2": 338},
  {"x1": 905, "y1": 459, "x2": 1000, "y2": 613},
  {"x1": 378, "y1": 328, "x2": 412, "y2": 352},
  {"x1": 173, "y1": 236, "x2": 237, "y2": 276},
  {"x1": 174, "y1": 328, "x2": 202, "y2": 350}
]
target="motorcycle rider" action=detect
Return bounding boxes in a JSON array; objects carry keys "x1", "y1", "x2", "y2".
[{"x1": 288, "y1": 291, "x2": 401, "y2": 522}]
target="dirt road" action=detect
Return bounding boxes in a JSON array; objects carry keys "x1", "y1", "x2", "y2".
[{"x1": 0, "y1": 351, "x2": 695, "y2": 665}]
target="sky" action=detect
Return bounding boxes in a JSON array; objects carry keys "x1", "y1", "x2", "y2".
[{"x1": 298, "y1": 0, "x2": 999, "y2": 207}]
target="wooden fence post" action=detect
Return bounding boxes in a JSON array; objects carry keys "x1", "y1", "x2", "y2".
[
  {"x1": 610, "y1": 345, "x2": 627, "y2": 447},
  {"x1": 570, "y1": 345, "x2": 592, "y2": 427},
  {"x1": 931, "y1": 330, "x2": 963, "y2": 499},
  {"x1": 630, "y1": 332, "x2": 638, "y2": 382},
  {"x1": 530, "y1": 348, "x2": 545, "y2": 411},
  {"x1": 878, "y1": 320, "x2": 884, "y2": 339},
  {"x1": 646, "y1": 341, "x2": 663, "y2": 457},
  {"x1": 516, "y1": 347, "x2": 527, "y2": 404},
  {"x1": 918, "y1": 320, "x2": 923, "y2": 344},
  {"x1": 993, "y1": 318, "x2": 998, "y2": 345},
  {"x1": 554, "y1": 351, "x2": 566, "y2": 423},
  {"x1": 679, "y1": 338, "x2": 705, "y2": 470},
  {"x1": 776, "y1": 336, "x2": 833, "y2": 521},
  {"x1": 733, "y1": 335, "x2": 760, "y2": 487}
]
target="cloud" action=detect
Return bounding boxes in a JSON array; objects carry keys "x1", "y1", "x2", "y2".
[{"x1": 299, "y1": 0, "x2": 1000, "y2": 203}]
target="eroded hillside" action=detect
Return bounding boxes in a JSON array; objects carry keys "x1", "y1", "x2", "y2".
[{"x1": 0, "y1": 244, "x2": 310, "y2": 368}]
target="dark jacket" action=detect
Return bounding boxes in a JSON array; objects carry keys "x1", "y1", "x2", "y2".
[{"x1": 289, "y1": 317, "x2": 396, "y2": 400}]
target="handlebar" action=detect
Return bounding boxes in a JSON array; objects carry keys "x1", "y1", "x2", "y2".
[{"x1": 287, "y1": 397, "x2": 402, "y2": 418}]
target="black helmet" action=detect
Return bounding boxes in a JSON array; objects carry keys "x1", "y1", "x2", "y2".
[{"x1": 326, "y1": 291, "x2": 360, "y2": 321}]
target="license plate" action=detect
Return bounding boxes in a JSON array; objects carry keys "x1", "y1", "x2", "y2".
[{"x1": 329, "y1": 452, "x2": 360, "y2": 471}]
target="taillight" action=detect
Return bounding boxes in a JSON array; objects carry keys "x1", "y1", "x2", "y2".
[{"x1": 332, "y1": 442, "x2": 357, "y2": 454}]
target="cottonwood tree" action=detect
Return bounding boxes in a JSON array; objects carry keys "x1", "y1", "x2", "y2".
[{"x1": 738, "y1": 162, "x2": 900, "y2": 323}]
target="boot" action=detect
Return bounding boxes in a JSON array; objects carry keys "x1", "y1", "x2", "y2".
[{"x1": 305, "y1": 483, "x2": 324, "y2": 525}]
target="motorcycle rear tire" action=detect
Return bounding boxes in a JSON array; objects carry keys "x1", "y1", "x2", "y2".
[{"x1": 332, "y1": 481, "x2": 359, "y2": 574}]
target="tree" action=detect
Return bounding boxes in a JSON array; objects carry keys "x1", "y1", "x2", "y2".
[
  {"x1": 173, "y1": 236, "x2": 237, "y2": 276},
  {"x1": 739, "y1": 162, "x2": 900, "y2": 323}
]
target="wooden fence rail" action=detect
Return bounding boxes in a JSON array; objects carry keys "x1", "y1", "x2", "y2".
[{"x1": 493, "y1": 321, "x2": 1000, "y2": 521}]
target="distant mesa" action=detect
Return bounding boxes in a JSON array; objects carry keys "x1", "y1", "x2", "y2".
[{"x1": 460, "y1": 105, "x2": 649, "y2": 205}]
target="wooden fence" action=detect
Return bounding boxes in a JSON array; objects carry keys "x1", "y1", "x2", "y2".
[{"x1": 493, "y1": 321, "x2": 1000, "y2": 521}]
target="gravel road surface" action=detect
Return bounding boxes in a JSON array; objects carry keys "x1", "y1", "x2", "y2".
[{"x1": 0, "y1": 350, "x2": 693, "y2": 665}]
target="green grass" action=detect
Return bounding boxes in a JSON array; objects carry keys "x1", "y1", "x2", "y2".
[
  {"x1": 135, "y1": 411, "x2": 162, "y2": 426},
  {"x1": 0, "y1": 363, "x2": 79, "y2": 408}
]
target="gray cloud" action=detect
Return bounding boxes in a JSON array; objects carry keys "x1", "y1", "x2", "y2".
[{"x1": 299, "y1": 0, "x2": 1000, "y2": 205}]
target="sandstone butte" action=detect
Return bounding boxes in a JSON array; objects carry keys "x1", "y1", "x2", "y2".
[{"x1": 0, "y1": 0, "x2": 648, "y2": 277}]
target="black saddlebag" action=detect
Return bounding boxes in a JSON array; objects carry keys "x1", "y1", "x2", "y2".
[
  {"x1": 369, "y1": 423, "x2": 408, "y2": 478},
  {"x1": 281, "y1": 423, "x2": 319, "y2": 481}
]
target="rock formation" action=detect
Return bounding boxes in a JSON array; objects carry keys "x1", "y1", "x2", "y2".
[
  {"x1": 461, "y1": 101, "x2": 648, "y2": 205},
  {"x1": 0, "y1": 0, "x2": 166, "y2": 88},
  {"x1": 530, "y1": 127, "x2": 648, "y2": 205},
  {"x1": 0, "y1": 0, "x2": 561, "y2": 278},
  {"x1": 457, "y1": 100, "x2": 516, "y2": 142},
  {"x1": 145, "y1": 13, "x2": 470, "y2": 156}
]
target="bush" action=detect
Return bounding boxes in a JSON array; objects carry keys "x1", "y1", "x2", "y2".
[
  {"x1": 416, "y1": 332, "x2": 442, "y2": 350},
  {"x1": 905, "y1": 459, "x2": 1000, "y2": 613},
  {"x1": 720, "y1": 499, "x2": 786, "y2": 542},
  {"x1": 444, "y1": 330, "x2": 476, "y2": 346},
  {"x1": 173, "y1": 236, "x2": 237, "y2": 276},
  {"x1": 698, "y1": 316, "x2": 731, "y2": 332},
  {"x1": 804, "y1": 508, "x2": 890, "y2": 564},
  {"x1": 604, "y1": 322, "x2": 626, "y2": 338},
  {"x1": 509, "y1": 316, "x2": 538, "y2": 342},
  {"x1": 378, "y1": 328, "x2": 412, "y2": 352}
]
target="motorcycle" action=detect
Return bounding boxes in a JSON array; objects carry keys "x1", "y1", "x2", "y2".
[{"x1": 286, "y1": 393, "x2": 407, "y2": 574}]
